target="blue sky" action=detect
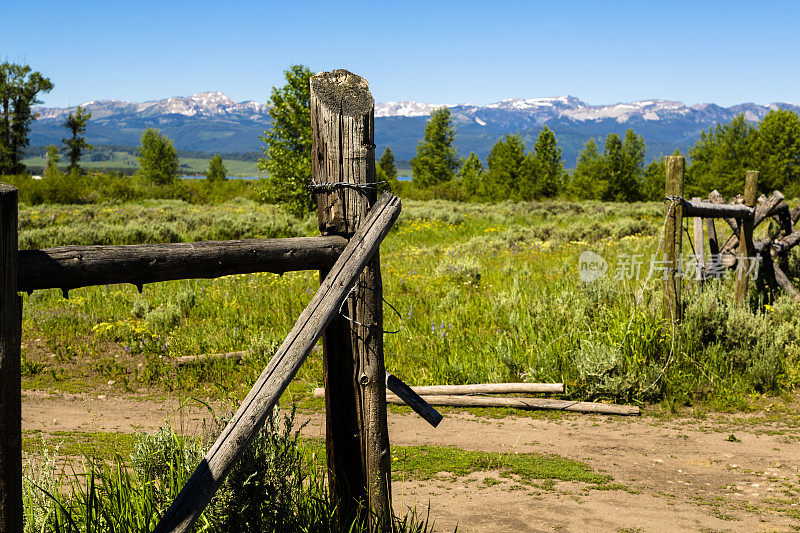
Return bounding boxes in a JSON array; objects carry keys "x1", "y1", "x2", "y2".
[{"x1": 3, "y1": 0, "x2": 798, "y2": 108}]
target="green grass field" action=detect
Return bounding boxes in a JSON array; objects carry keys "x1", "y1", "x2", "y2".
[
  {"x1": 16, "y1": 194, "x2": 800, "y2": 531},
  {"x1": 18, "y1": 197, "x2": 800, "y2": 411}
]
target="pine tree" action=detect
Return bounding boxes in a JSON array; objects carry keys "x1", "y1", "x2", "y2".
[
  {"x1": 459, "y1": 151, "x2": 484, "y2": 197},
  {"x1": 531, "y1": 126, "x2": 564, "y2": 198},
  {"x1": 0, "y1": 62, "x2": 53, "y2": 175},
  {"x1": 138, "y1": 128, "x2": 179, "y2": 185},
  {"x1": 567, "y1": 138, "x2": 606, "y2": 200},
  {"x1": 485, "y1": 134, "x2": 527, "y2": 200},
  {"x1": 378, "y1": 147, "x2": 397, "y2": 182},
  {"x1": 410, "y1": 107, "x2": 460, "y2": 187},
  {"x1": 62, "y1": 106, "x2": 92, "y2": 173},
  {"x1": 257, "y1": 65, "x2": 313, "y2": 216},
  {"x1": 378, "y1": 146, "x2": 399, "y2": 191},
  {"x1": 207, "y1": 154, "x2": 227, "y2": 182},
  {"x1": 601, "y1": 130, "x2": 645, "y2": 202}
]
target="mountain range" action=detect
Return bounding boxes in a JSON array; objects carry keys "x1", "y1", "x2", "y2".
[{"x1": 30, "y1": 92, "x2": 800, "y2": 167}]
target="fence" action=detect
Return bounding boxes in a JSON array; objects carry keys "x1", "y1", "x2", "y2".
[
  {"x1": 0, "y1": 70, "x2": 421, "y2": 533},
  {"x1": 661, "y1": 155, "x2": 800, "y2": 321}
]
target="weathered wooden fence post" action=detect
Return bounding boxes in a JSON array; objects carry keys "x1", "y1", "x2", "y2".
[
  {"x1": 0, "y1": 184, "x2": 22, "y2": 533},
  {"x1": 735, "y1": 170, "x2": 759, "y2": 303},
  {"x1": 692, "y1": 197, "x2": 705, "y2": 282},
  {"x1": 663, "y1": 156, "x2": 684, "y2": 322},
  {"x1": 706, "y1": 217, "x2": 720, "y2": 276},
  {"x1": 311, "y1": 70, "x2": 391, "y2": 530}
]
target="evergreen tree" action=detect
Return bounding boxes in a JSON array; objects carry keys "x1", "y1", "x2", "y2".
[
  {"x1": 459, "y1": 151, "x2": 484, "y2": 197},
  {"x1": 378, "y1": 147, "x2": 397, "y2": 182},
  {"x1": 207, "y1": 154, "x2": 227, "y2": 182},
  {"x1": 567, "y1": 138, "x2": 606, "y2": 200},
  {"x1": 531, "y1": 126, "x2": 564, "y2": 198},
  {"x1": 257, "y1": 65, "x2": 313, "y2": 216},
  {"x1": 602, "y1": 133, "x2": 627, "y2": 201},
  {"x1": 687, "y1": 114, "x2": 756, "y2": 197},
  {"x1": 410, "y1": 107, "x2": 460, "y2": 187},
  {"x1": 485, "y1": 134, "x2": 528, "y2": 200},
  {"x1": 45, "y1": 144, "x2": 60, "y2": 178},
  {"x1": 751, "y1": 109, "x2": 800, "y2": 194},
  {"x1": 0, "y1": 62, "x2": 53, "y2": 175},
  {"x1": 62, "y1": 106, "x2": 92, "y2": 173},
  {"x1": 596, "y1": 130, "x2": 645, "y2": 202},
  {"x1": 377, "y1": 146, "x2": 399, "y2": 191},
  {"x1": 137, "y1": 128, "x2": 179, "y2": 185}
]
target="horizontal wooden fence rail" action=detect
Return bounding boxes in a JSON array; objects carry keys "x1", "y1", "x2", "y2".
[
  {"x1": 153, "y1": 192, "x2": 401, "y2": 533},
  {"x1": 681, "y1": 199, "x2": 754, "y2": 220},
  {"x1": 383, "y1": 394, "x2": 640, "y2": 416},
  {"x1": 17, "y1": 236, "x2": 346, "y2": 292}
]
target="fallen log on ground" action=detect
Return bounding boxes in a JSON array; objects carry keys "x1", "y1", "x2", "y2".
[
  {"x1": 175, "y1": 346, "x2": 322, "y2": 367},
  {"x1": 384, "y1": 394, "x2": 640, "y2": 416},
  {"x1": 175, "y1": 351, "x2": 246, "y2": 366},
  {"x1": 313, "y1": 382, "x2": 564, "y2": 398},
  {"x1": 390, "y1": 382, "x2": 564, "y2": 395}
]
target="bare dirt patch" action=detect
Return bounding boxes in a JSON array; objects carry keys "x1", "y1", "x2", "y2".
[{"x1": 22, "y1": 390, "x2": 800, "y2": 532}]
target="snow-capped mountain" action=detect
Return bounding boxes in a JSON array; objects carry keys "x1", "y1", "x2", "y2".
[
  {"x1": 374, "y1": 101, "x2": 456, "y2": 117},
  {"x1": 30, "y1": 92, "x2": 800, "y2": 165},
  {"x1": 377, "y1": 96, "x2": 796, "y2": 125},
  {"x1": 37, "y1": 92, "x2": 268, "y2": 120}
]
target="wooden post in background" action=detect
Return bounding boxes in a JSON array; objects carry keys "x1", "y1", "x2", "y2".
[
  {"x1": 706, "y1": 217, "x2": 720, "y2": 277},
  {"x1": 735, "y1": 170, "x2": 759, "y2": 303},
  {"x1": 692, "y1": 197, "x2": 705, "y2": 282},
  {"x1": 0, "y1": 184, "x2": 21, "y2": 533},
  {"x1": 663, "y1": 156, "x2": 684, "y2": 323},
  {"x1": 311, "y1": 70, "x2": 391, "y2": 530}
]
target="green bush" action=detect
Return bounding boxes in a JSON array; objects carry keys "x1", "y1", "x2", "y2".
[{"x1": 2, "y1": 172, "x2": 254, "y2": 206}]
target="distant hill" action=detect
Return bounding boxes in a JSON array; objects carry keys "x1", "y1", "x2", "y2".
[{"x1": 30, "y1": 92, "x2": 800, "y2": 168}]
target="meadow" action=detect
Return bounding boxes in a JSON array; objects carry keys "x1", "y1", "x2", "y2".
[
  {"x1": 19, "y1": 196, "x2": 800, "y2": 410},
  {"x1": 16, "y1": 194, "x2": 800, "y2": 530}
]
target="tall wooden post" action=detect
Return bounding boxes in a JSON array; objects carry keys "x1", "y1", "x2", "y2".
[
  {"x1": 663, "y1": 156, "x2": 684, "y2": 323},
  {"x1": 0, "y1": 184, "x2": 22, "y2": 533},
  {"x1": 692, "y1": 197, "x2": 705, "y2": 282},
  {"x1": 311, "y1": 70, "x2": 391, "y2": 530},
  {"x1": 735, "y1": 170, "x2": 759, "y2": 303}
]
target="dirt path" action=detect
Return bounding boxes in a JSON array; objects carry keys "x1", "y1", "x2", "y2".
[{"x1": 22, "y1": 390, "x2": 800, "y2": 532}]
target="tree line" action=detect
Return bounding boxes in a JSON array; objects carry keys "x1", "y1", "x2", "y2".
[
  {"x1": 4, "y1": 61, "x2": 800, "y2": 212},
  {"x1": 403, "y1": 105, "x2": 800, "y2": 202}
]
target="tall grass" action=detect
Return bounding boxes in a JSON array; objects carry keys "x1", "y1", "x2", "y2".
[
  {"x1": 18, "y1": 197, "x2": 800, "y2": 410},
  {"x1": 23, "y1": 408, "x2": 437, "y2": 532}
]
